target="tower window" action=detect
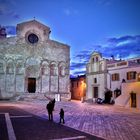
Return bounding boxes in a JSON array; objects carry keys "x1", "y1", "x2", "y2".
[
  {"x1": 96, "y1": 57, "x2": 98, "y2": 62},
  {"x1": 93, "y1": 58, "x2": 95, "y2": 63}
]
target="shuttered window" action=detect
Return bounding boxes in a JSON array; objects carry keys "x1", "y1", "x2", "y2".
[
  {"x1": 112, "y1": 73, "x2": 119, "y2": 81},
  {"x1": 127, "y1": 71, "x2": 136, "y2": 80}
]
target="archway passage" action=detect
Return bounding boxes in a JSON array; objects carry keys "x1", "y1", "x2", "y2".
[{"x1": 28, "y1": 78, "x2": 36, "y2": 93}]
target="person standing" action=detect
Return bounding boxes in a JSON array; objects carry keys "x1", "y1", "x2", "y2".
[
  {"x1": 59, "y1": 108, "x2": 65, "y2": 124},
  {"x1": 51, "y1": 98, "x2": 55, "y2": 111},
  {"x1": 46, "y1": 101, "x2": 53, "y2": 121}
]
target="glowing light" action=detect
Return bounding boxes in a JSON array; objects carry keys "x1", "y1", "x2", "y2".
[{"x1": 138, "y1": 73, "x2": 140, "y2": 81}]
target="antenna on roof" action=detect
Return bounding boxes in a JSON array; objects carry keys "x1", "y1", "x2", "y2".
[{"x1": 33, "y1": 17, "x2": 36, "y2": 20}]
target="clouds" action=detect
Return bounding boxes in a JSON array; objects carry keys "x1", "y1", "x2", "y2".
[
  {"x1": 0, "y1": 0, "x2": 20, "y2": 19},
  {"x1": 5, "y1": 26, "x2": 16, "y2": 37},
  {"x1": 70, "y1": 50, "x2": 91, "y2": 75},
  {"x1": 63, "y1": 8, "x2": 78, "y2": 16},
  {"x1": 105, "y1": 35, "x2": 140, "y2": 59},
  {"x1": 96, "y1": 0, "x2": 112, "y2": 6},
  {"x1": 70, "y1": 35, "x2": 140, "y2": 76}
]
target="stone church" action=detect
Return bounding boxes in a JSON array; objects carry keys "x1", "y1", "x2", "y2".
[{"x1": 0, "y1": 20, "x2": 70, "y2": 100}]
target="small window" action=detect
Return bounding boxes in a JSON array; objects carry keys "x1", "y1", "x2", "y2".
[
  {"x1": 127, "y1": 71, "x2": 136, "y2": 80},
  {"x1": 96, "y1": 57, "x2": 98, "y2": 62},
  {"x1": 94, "y1": 78, "x2": 97, "y2": 83},
  {"x1": 112, "y1": 73, "x2": 119, "y2": 81},
  {"x1": 93, "y1": 58, "x2": 95, "y2": 63}
]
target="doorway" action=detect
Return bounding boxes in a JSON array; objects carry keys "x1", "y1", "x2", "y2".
[
  {"x1": 131, "y1": 92, "x2": 136, "y2": 108},
  {"x1": 93, "y1": 87, "x2": 98, "y2": 98},
  {"x1": 28, "y1": 78, "x2": 36, "y2": 93}
]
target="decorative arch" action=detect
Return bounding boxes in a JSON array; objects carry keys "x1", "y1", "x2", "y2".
[
  {"x1": 58, "y1": 61, "x2": 66, "y2": 77},
  {"x1": 50, "y1": 61, "x2": 57, "y2": 76},
  {"x1": 25, "y1": 56, "x2": 42, "y2": 77},
  {"x1": 0, "y1": 58, "x2": 5, "y2": 73},
  {"x1": 41, "y1": 60, "x2": 49, "y2": 75},
  {"x1": 25, "y1": 56, "x2": 42, "y2": 67},
  {"x1": 6, "y1": 59, "x2": 15, "y2": 74},
  {"x1": 16, "y1": 59, "x2": 24, "y2": 74}
]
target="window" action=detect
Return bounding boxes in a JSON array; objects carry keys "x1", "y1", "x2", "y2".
[
  {"x1": 112, "y1": 73, "x2": 119, "y2": 81},
  {"x1": 96, "y1": 57, "x2": 98, "y2": 62},
  {"x1": 127, "y1": 71, "x2": 136, "y2": 80},
  {"x1": 94, "y1": 78, "x2": 97, "y2": 83},
  {"x1": 138, "y1": 73, "x2": 140, "y2": 81},
  {"x1": 28, "y1": 33, "x2": 39, "y2": 44},
  {"x1": 92, "y1": 58, "x2": 95, "y2": 63}
]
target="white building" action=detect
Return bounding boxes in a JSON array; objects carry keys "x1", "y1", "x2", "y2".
[
  {"x1": 0, "y1": 19, "x2": 70, "y2": 100},
  {"x1": 86, "y1": 51, "x2": 140, "y2": 109}
]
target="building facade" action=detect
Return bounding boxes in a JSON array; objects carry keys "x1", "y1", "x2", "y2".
[
  {"x1": 86, "y1": 51, "x2": 140, "y2": 108},
  {"x1": 0, "y1": 20, "x2": 70, "y2": 100},
  {"x1": 70, "y1": 75, "x2": 86, "y2": 101}
]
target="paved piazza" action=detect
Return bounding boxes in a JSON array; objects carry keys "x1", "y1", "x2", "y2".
[{"x1": 1, "y1": 99, "x2": 140, "y2": 140}]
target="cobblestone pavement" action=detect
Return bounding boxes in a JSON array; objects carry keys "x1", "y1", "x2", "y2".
[{"x1": 1, "y1": 99, "x2": 140, "y2": 140}]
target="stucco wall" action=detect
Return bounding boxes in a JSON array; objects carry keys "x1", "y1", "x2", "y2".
[
  {"x1": 115, "y1": 82, "x2": 140, "y2": 109},
  {"x1": 108, "y1": 67, "x2": 140, "y2": 91}
]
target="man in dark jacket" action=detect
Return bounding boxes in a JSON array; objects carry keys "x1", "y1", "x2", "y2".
[{"x1": 47, "y1": 101, "x2": 53, "y2": 121}]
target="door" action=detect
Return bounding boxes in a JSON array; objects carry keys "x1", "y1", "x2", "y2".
[
  {"x1": 28, "y1": 78, "x2": 36, "y2": 93},
  {"x1": 93, "y1": 87, "x2": 98, "y2": 98},
  {"x1": 131, "y1": 92, "x2": 136, "y2": 108}
]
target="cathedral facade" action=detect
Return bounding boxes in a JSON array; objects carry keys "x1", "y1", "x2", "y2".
[{"x1": 0, "y1": 20, "x2": 70, "y2": 100}]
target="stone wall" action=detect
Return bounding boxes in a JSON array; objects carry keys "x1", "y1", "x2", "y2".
[{"x1": 0, "y1": 20, "x2": 70, "y2": 100}]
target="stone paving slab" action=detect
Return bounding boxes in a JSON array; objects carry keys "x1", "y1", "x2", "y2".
[{"x1": 1, "y1": 100, "x2": 140, "y2": 140}]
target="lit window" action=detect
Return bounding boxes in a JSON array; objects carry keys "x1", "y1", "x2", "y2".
[
  {"x1": 127, "y1": 71, "x2": 136, "y2": 80},
  {"x1": 112, "y1": 73, "x2": 119, "y2": 81},
  {"x1": 137, "y1": 73, "x2": 140, "y2": 81}
]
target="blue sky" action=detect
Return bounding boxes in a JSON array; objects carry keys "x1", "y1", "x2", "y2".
[{"x1": 0, "y1": 0, "x2": 140, "y2": 76}]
